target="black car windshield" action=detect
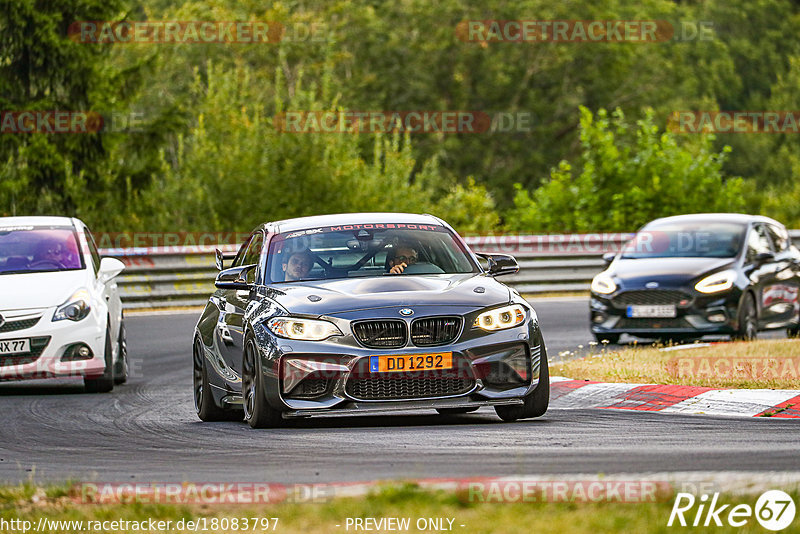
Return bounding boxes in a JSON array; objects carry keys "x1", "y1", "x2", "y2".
[
  {"x1": 266, "y1": 225, "x2": 477, "y2": 283},
  {"x1": 620, "y1": 221, "x2": 747, "y2": 259},
  {"x1": 0, "y1": 226, "x2": 85, "y2": 274}
]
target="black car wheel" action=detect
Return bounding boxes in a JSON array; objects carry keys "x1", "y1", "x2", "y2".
[
  {"x1": 593, "y1": 333, "x2": 620, "y2": 345},
  {"x1": 193, "y1": 338, "x2": 228, "y2": 421},
  {"x1": 242, "y1": 338, "x2": 284, "y2": 429},
  {"x1": 436, "y1": 407, "x2": 480, "y2": 415},
  {"x1": 735, "y1": 293, "x2": 758, "y2": 341},
  {"x1": 113, "y1": 320, "x2": 128, "y2": 385},
  {"x1": 495, "y1": 347, "x2": 550, "y2": 422},
  {"x1": 84, "y1": 324, "x2": 114, "y2": 393}
]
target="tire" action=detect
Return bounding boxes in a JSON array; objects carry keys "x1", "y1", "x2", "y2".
[
  {"x1": 734, "y1": 293, "x2": 758, "y2": 341},
  {"x1": 84, "y1": 325, "x2": 114, "y2": 393},
  {"x1": 113, "y1": 320, "x2": 128, "y2": 385},
  {"x1": 495, "y1": 346, "x2": 550, "y2": 422},
  {"x1": 242, "y1": 338, "x2": 284, "y2": 429},
  {"x1": 436, "y1": 407, "x2": 479, "y2": 415},
  {"x1": 193, "y1": 338, "x2": 228, "y2": 422},
  {"x1": 593, "y1": 333, "x2": 620, "y2": 345}
]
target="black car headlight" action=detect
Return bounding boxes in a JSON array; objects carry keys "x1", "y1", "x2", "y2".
[
  {"x1": 266, "y1": 317, "x2": 342, "y2": 341},
  {"x1": 473, "y1": 304, "x2": 526, "y2": 331},
  {"x1": 52, "y1": 289, "x2": 92, "y2": 322},
  {"x1": 591, "y1": 272, "x2": 617, "y2": 295},
  {"x1": 695, "y1": 269, "x2": 736, "y2": 294}
]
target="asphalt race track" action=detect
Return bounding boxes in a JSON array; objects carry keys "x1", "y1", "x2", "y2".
[{"x1": 0, "y1": 298, "x2": 797, "y2": 484}]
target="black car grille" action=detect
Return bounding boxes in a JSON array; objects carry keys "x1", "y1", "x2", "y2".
[
  {"x1": 0, "y1": 336, "x2": 50, "y2": 367},
  {"x1": 616, "y1": 318, "x2": 692, "y2": 330},
  {"x1": 345, "y1": 356, "x2": 474, "y2": 400},
  {"x1": 352, "y1": 320, "x2": 407, "y2": 348},
  {"x1": 612, "y1": 290, "x2": 691, "y2": 307},
  {"x1": 411, "y1": 317, "x2": 462, "y2": 346},
  {"x1": 0, "y1": 316, "x2": 41, "y2": 334}
]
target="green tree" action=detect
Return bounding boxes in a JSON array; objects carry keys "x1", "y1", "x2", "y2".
[{"x1": 507, "y1": 107, "x2": 745, "y2": 233}]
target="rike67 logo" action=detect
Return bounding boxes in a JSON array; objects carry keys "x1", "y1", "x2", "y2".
[{"x1": 668, "y1": 490, "x2": 796, "y2": 531}]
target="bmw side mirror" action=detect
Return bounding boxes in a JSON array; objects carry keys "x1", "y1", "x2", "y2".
[
  {"x1": 602, "y1": 252, "x2": 617, "y2": 266},
  {"x1": 215, "y1": 265, "x2": 255, "y2": 290},
  {"x1": 97, "y1": 257, "x2": 125, "y2": 284},
  {"x1": 477, "y1": 253, "x2": 519, "y2": 276}
]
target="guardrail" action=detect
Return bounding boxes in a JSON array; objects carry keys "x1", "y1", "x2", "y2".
[{"x1": 100, "y1": 231, "x2": 800, "y2": 309}]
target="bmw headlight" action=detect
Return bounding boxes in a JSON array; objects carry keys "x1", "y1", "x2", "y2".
[
  {"x1": 591, "y1": 272, "x2": 617, "y2": 295},
  {"x1": 52, "y1": 289, "x2": 92, "y2": 322},
  {"x1": 473, "y1": 304, "x2": 526, "y2": 331},
  {"x1": 266, "y1": 317, "x2": 342, "y2": 341},
  {"x1": 695, "y1": 269, "x2": 736, "y2": 294}
]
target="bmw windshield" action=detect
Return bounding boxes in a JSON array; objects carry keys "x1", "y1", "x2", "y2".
[
  {"x1": 620, "y1": 221, "x2": 747, "y2": 259},
  {"x1": 266, "y1": 224, "x2": 478, "y2": 283},
  {"x1": 0, "y1": 226, "x2": 85, "y2": 274}
]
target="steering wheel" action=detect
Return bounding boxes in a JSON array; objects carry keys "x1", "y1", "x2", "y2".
[{"x1": 28, "y1": 259, "x2": 66, "y2": 270}]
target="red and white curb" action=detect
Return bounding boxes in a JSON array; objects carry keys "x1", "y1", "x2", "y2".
[{"x1": 550, "y1": 377, "x2": 800, "y2": 418}]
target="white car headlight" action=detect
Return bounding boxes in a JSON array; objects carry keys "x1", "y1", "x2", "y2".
[
  {"x1": 52, "y1": 289, "x2": 92, "y2": 322},
  {"x1": 473, "y1": 304, "x2": 526, "y2": 331},
  {"x1": 695, "y1": 269, "x2": 736, "y2": 294},
  {"x1": 591, "y1": 272, "x2": 617, "y2": 295},
  {"x1": 266, "y1": 317, "x2": 342, "y2": 341}
]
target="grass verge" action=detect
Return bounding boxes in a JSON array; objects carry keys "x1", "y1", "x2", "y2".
[
  {"x1": 0, "y1": 482, "x2": 794, "y2": 534},
  {"x1": 551, "y1": 338, "x2": 800, "y2": 389}
]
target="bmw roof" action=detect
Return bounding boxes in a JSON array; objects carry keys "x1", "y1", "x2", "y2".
[
  {"x1": 0, "y1": 216, "x2": 78, "y2": 228},
  {"x1": 265, "y1": 213, "x2": 446, "y2": 233}
]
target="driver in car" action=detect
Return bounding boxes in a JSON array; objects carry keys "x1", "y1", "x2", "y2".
[
  {"x1": 282, "y1": 250, "x2": 315, "y2": 281},
  {"x1": 32, "y1": 238, "x2": 70, "y2": 268},
  {"x1": 387, "y1": 244, "x2": 418, "y2": 275}
]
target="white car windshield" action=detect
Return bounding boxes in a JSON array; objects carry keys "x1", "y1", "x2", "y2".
[
  {"x1": 0, "y1": 226, "x2": 85, "y2": 274},
  {"x1": 266, "y1": 225, "x2": 478, "y2": 283},
  {"x1": 620, "y1": 221, "x2": 747, "y2": 259}
]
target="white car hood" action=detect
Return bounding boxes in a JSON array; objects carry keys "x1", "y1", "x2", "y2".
[{"x1": 0, "y1": 270, "x2": 89, "y2": 310}]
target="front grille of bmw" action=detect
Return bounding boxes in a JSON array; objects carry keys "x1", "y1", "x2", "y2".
[
  {"x1": 0, "y1": 336, "x2": 50, "y2": 367},
  {"x1": 611, "y1": 290, "x2": 691, "y2": 307},
  {"x1": 345, "y1": 355, "x2": 475, "y2": 401},
  {"x1": 352, "y1": 317, "x2": 463, "y2": 348}
]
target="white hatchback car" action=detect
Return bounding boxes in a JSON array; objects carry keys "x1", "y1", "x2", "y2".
[{"x1": 0, "y1": 216, "x2": 127, "y2": 392}]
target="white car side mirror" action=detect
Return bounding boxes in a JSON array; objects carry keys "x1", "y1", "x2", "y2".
[{"x1": 98, "y1": 257, "x2": 126, "y2": 283}]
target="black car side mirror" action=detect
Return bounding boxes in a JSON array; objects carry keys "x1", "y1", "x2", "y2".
[
  {"x1": 215, "y1": 264, "x2": 255, "y2": 290},
  {"x1": 477, "y1": 253, "x2": 519, "y2": 276},
  {"x1": 602, "y1": 252, "x2": 617, "y2": 266}
]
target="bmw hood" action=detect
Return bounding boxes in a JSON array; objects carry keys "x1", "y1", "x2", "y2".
[
  {"x1": 0, "y1": 270, "x2": 89, "y2": 310},
  {"x1": 265, "y1": 274, "x2": 511, "y2": 316},
  {"x1": 610, "y1": 257, "x2": 736, "y2": 287}
]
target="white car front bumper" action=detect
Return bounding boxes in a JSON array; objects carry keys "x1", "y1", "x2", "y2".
[{"x1": 0, "y1": 306, "x2": 107, "y2": 381}]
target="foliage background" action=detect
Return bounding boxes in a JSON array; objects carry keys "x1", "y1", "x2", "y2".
[{"x1": 1, "y1": 0, "x2": 799, "y2": 234}]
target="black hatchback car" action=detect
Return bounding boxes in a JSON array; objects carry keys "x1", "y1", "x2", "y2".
[
  {"x1": 193, "y1": 213, "x2": 549, "y2": 428},
  {"x1": 590, "y1": 214, "x2": 800, "y2": 343}
]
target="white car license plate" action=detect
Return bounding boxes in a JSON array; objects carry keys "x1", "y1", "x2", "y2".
[
  {"x1": 626, "y1": 305, "x2": 676, "y2": 318},
  {"x1": 0, "y1": 338, "x2": 30, "y2": 355}
]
